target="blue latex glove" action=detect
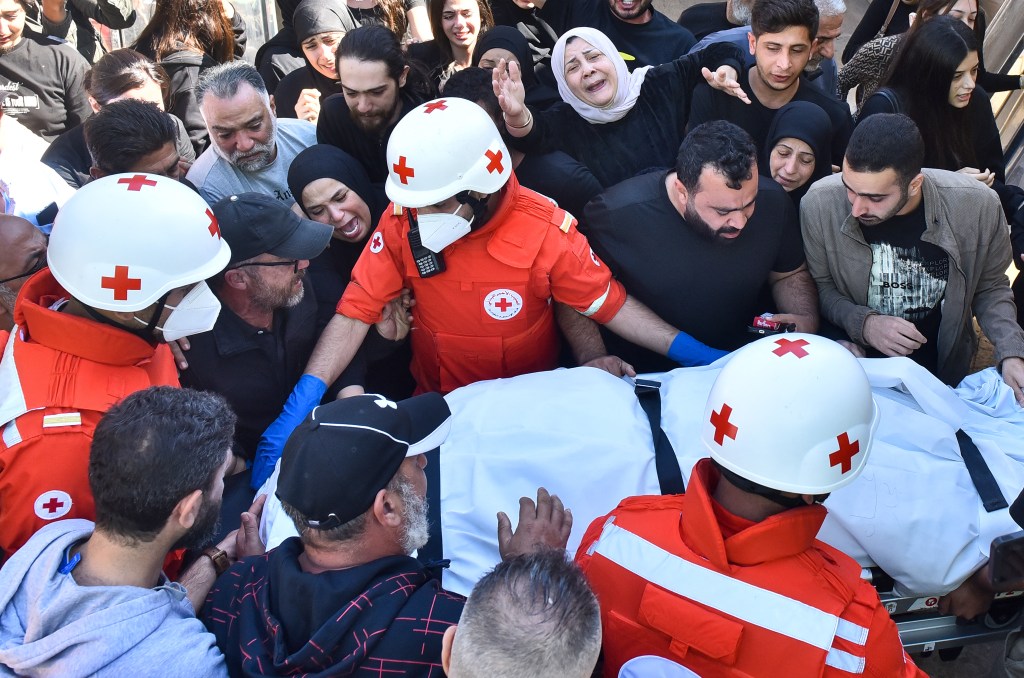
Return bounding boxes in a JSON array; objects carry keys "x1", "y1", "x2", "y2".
[
  {"x1": 251, "y1": 374, "x2": 328, "y2": 489},
  {"x1": 667, "y1": 332, "x2": 728, "y2": 367}
]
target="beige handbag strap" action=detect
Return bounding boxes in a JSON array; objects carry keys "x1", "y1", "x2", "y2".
[{"x1": 876, "y1": 0, "x2": 902, "y2": 38}]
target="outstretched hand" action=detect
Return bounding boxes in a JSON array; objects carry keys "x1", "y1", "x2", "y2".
[
  {"x1": 497, "y1": 487, "x2": 573, "y2": 560},
  {"x1": 492, "y1": 59, "x2": 528, "y2": 122},
  {"x1": 702, "y1": 66, "x2": 751, "y2": 104}
]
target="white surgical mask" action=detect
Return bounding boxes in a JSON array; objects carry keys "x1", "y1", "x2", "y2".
[
  {"x1": 135, "y1": 281, "x2": 222, "y2": 342},
  {"x1": 417, "y1": 206, "x2": 473, "y2": 253}
]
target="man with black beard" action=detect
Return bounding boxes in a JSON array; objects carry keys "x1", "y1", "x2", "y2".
[
  {"x1": 0, "y1": 387, "x2": 265, "y2": 676},
  {"x1": 203, "y1": 392, "x2": 573, "y2": 676},
  {"x1": 187, "y1": 61, "x2": 317, "y2": 207},
  {"x1": 582, "y1": 120, "x2": 818, "y2": 373},
  {"x1": 316, "y1": 25, "x2": 435, "y2": 184}
]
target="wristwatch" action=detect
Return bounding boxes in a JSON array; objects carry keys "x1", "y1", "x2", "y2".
[{"x1": 202, "y1": 546, "x2": 231, "y2": 576}]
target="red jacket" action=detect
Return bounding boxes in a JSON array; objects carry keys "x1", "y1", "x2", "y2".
[
  {"x1": 576, "y1": 459, "x2": 926, "y2": 678},
  {"x1": 0, "y1": 270, "x2": 179, "y2": 562},
  {"x1": 338, "y1": 173, "x2": 626, "y2": 393}
]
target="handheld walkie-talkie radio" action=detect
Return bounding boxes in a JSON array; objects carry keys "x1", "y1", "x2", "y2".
[{"x1": 406, "y1": 209, "x2": 446, "y2": 277}]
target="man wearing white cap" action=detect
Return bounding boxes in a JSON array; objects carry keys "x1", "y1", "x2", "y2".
[{"x1": 0, "y1": 173, "x2": 230, "y2": 563}]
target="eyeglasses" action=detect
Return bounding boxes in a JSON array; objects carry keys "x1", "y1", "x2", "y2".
[
  {"x1": 0, "y1": 258, "x2": 46, "y2": 285},
  {"x1": 230, "y1": 259, "x2": 301, "y2": 274}
]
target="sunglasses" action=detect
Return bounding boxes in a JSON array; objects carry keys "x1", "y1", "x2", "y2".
[{"x1": 230, "y1": 259, "x2": 301, "y2": 274}]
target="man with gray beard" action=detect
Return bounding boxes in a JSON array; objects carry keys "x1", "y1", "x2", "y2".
[
  {"x1": 202, "y1": 393, "x2": 573, "y2": 677},
  {"x1": 187, "y1": 61, "x2": 316, "y2": 207},
  {"x1": 178, "y1": 192, "x2": 333, "y2": 464}
]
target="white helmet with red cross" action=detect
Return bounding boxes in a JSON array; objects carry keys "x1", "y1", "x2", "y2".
[
  {"x1": 47, "y1": 173, "x2": 231, "y2": 311},
  {"x1": 701, "y1": 333, "x2": 879, "y2": 494},
  {"x1": 385, "y1": 97, "x2": 511, "y2": 208}
]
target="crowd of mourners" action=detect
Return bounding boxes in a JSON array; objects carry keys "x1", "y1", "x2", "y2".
[{"x1": 1, "y1": 0, "x2": 1024, "y2": 673}]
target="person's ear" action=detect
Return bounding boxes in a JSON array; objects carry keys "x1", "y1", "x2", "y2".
[
  {"x1": 223, "y1": 267, "x2": 248, "y2": 290},
  {"x1": 372, "y1": 485, "x2": 403, "y2": 528},
  {"x1": 909, "y1": 172, "x2": 925, "y2": 196},
  {"x1": 673, "y1": 176, "x2": 690, "y2": 209},
  {"x1": 398, "y1": 65, "x2": 410, "y2": 89},
  {"x1": 88, "y1": 96, "x2": 102, "y2": 113},
  {"x1": 441, "y1": 625, "x2": 458, "y2": 675},
  {"x1": 171, "y1": 489, "x2": 204, "y2": 530},
  {"x1": 747, "y1": 31, "x2": 756, "y2": 56},
  {"x1": 89, "y1": 166, "x2": 106, "y2": 180}
]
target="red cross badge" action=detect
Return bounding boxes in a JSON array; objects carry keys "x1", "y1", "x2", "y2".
[
  {"x1": 369, "y1": 232, "x2": 384, "y2": 253},
  {"x1": 101, "y1": 265, "x2": 142, "y2": 301},
  {"x1": 117, "y1": 174, "x2": 157, "y2": 192},
  {"x1": 206, "y1": 208, "x2": 221, "y2": 238},
  {"x1": 393, "y1": 156, "x2": 415, "y2": 185},
  {"x1": 34, "y1": 490, "x2": 72, "y2": 520},
  {"x1": 423, "y1": 100, "x2": 448, "y2": 113},
  {"x1": 773, "y1": 337, "x2": 810, "y2": 358},
  {"x1": 829, "y1": 432, "x2": 860, "y2": 474},
  {"x1": 484, "y1": 288, "x2": 522, "y2": 320},
  {"x1": 485, "y1": 149, "x2": 504, "y2": 174},
  {"x1": 709, "y1": 404, "x2": 738, "y2": 445}
]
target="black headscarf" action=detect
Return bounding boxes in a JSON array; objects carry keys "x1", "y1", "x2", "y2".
[
  {"x1": 288, "y1": 144, "x2": 385, "y2": 229},
  {"x1": 292, "y1": 0, "x2": 358, "y2": 43},
  {"x1": 472, "y1": 25, "x2": 558, "y2": 109},
  {"x1": 763, "y1": 101, "x2": 833, "y2": 204}
]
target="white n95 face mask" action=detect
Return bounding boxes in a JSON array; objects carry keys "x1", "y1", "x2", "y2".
[
  {"x1": 155, "y1": 281, "x2": 222, "y2": 342},
  {"x1": 417, "y1": 207, "x2": 473, "y2": 253}
]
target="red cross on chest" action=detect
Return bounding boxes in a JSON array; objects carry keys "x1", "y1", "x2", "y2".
[
  {"x1": 117, "y1": 174, "x2": 157, "y2": 192},
  {"x1": 709, "y1": 404, "x2": 738, "y2": 445},
  {"x1": 101, "y1": 265, "x2": 143, "y2": 301},
  {"x1": 42, "y1": 497, "x2": 65, "y2": 514},
  {"x1": 485, "y1": 150, "x2": 504, "y2": 174},
  {"x1": 493, "y1": 296, "x2": 513, "y2": 312},
  {"x1": 423, "y1": 100, "x2": 448, "y2": 113},
  {"x1": 829, "y1": 432, "x2": 860, "y2": 474},
  {"x1": 773, "y1": 338, "x2": 810, "y2": 358},
  {"x1": 393, "y1": 156, "x2": 415, "y2": 184}
]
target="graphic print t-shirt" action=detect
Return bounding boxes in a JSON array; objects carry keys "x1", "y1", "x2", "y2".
[{"x1": 862, "y1": 203, "x2": 948, "y2": 372}]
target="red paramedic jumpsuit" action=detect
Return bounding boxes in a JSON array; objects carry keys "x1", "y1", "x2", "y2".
[
  {"x1": 0, "y1": 270, "x2": 179, "y2": 562},
  {"x1": 338, "y1": 173, "x2": 626, "y2": 393},
  {"x1": 576, "y1": 459, "x2": 926, "y2": 678}
]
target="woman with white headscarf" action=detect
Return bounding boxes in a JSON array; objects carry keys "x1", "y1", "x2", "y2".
[{"x1": 493, "y1": 26, "x2": 749, "y2": 188}]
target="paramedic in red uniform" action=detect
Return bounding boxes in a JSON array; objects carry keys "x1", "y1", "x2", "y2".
[
  {"x1": 253, "y1": 97, "x2": 725, "y2": 488},
  {"x1": 575, "y1": 333, "x2": 927, "y2": 677},
  {"x1": 0, "y1": 174, "x2": 230, "y2": 563}
]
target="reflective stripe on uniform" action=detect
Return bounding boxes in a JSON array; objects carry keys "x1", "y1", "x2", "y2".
[
  {"x1": 581, "y1": 283, "x2": 611, "y2": 318},
  {"x1": 591, "y1": 521, "x2": 869, "y2": 665}
]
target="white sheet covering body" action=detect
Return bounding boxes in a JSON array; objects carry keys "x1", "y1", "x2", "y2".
[{"x1": 258, "y1": 359, "x2": 1024, "y2": 597}]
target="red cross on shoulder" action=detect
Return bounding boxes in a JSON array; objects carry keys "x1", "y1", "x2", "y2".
[
  {"x1": 424, "y1": 100, "x2": 448, "y2": 113},
  {"x1": 485, "y1": 149, "x2": 504, "y2": 174},
  {"x1": 393, "y1": 156, "x2": 415, "y2": 184},
  {"x1": 773, "y1": 338, "x2": 810, "y2": 358},
  {"x1": 829, "y1": 432, "x2": 860, "y2": 474},
  {"x1": 118, "y1": 174, "x2": 157, "y2": 192},
  {"x1": 709, "y1": 404, "x2": 738, "y2": 445},
  {"x1": 101, "y1": 265, "x2": 142, "y2": 301}
]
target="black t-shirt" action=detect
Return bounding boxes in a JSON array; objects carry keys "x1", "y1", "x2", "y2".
[
  {"x1": 275, "y1": 67, "x2": 342, "y2": 120},
  {"x1": 862, "y1": 203, "x2": 947, "y2": 373},
  {"x1": 677, "y1": 2, "x2": 733, "y2": 41},
  {"x1": 688, "y1": 65, "x2": 854, "y2": 164},
  {"x1": 537, "y1": 0, "x2": 695, "y2": 68},
  {"x1": 583, "y1": 172, "x2": 805, "y2": 371},
  {"x1": 0, "y1": 32, "x2": 91, "y2": 141}
]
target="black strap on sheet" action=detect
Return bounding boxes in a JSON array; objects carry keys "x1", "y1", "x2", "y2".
[
  {"x1": 635, "y1": 379, "x2": 686, "y2": 495},
  {"x1": 956, "y1": 429, "x2": 1007, "y2": 512}
]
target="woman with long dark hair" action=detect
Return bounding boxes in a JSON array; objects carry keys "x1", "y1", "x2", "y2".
[
  {"x1": 132, "y1": 0, "x2": 246, "y2": 155},
  {"x1": 408, "y1": 0, "x2": 493, "y2": 88},
  {"x1": 41, "y1": 49, "x2": 196, "y2": 188},
  {"x1": 858, "y1": 15, "x2": 1002, "y2": 187}
]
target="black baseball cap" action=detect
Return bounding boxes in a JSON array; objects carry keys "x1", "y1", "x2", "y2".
[
  {"x1": 212, "y1": 192, "x2": 332, "y2": 265},
  {"x1": 276, "y1": 393, "x2": 452, "y2": 529}
]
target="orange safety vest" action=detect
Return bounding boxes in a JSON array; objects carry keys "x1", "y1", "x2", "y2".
[
  {"x1": 0, "y1": 270, "x2": 179, "y2": 562},
  {"x1": 576, "y1": 459, "x2": 925, "y2": 678},
  {"x1": 339, "y1": 174, "x2": 625, "y2": 393}
]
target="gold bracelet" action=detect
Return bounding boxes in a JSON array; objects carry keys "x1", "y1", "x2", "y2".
[{"x1": 505, "y1": 111, "x2": 533, "y2": 129}]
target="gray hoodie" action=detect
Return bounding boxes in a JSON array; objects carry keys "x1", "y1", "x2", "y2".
[{"x1": 0, "y1": 520, "x2": 227, "y2": 677}]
